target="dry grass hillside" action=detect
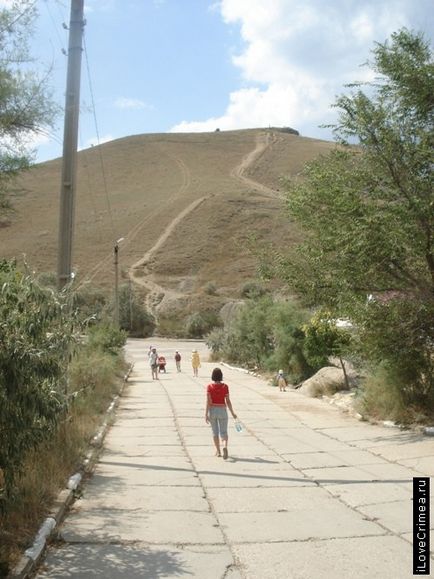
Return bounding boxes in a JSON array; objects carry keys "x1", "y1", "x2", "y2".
[{"x1": 0, "y1": 128, "x2": 336, "y2": 324}]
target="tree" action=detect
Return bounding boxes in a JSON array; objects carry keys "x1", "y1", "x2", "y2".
[
  {"x1": 279, "y1": 29, "x2": 434, "y2": 408},
  {"x1": 303, "y1": 310, "x2": 352, "y2": 389},
  {"x1": 0, "y1": 261, "x2": 77, "y2": 500},
  {"x1": 0, "y1": 1, "x2": 57, "y2": 214},
  {"x1": 118, "y1": 283, "x2": 155, "y2": 337}
]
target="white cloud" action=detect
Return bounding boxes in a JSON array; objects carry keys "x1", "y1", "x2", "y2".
[
  {"x1": 171, "y1": 0, "x2": 428, "y2": 138},
  {"x1": 114, "y1": 97, "x2": 153, "y2": 111}
]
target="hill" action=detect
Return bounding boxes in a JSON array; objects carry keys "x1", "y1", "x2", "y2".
[{"x1": 0, "y1": 128, "x2": 336, "y2": 328}]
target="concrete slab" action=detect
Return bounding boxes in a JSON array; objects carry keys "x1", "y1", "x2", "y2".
[
  {"x1": 302, "y1": 465, "x2": 385, "y2": 484},
  {"x1": 360, "y1": 462, "x2": 421, "y2": 480},
  {"x1": 37, "y1": 543, "x2": 235, "y2": 578},
  {"x1": 92, "y1": 461, "x2": 200, "y2": 487},
  {"x1": 219, "y1": 505, "x2": 384, "y2": 543},
  {"x1": 198, "y1": 469, "x2": 316, "y2": 488},
  {"x1": 106, "y1": 443, "x2": 186, "y2": 457},
  {"x1": 232, "y1": 535, "x2": 415, "y2": 579},
  {"x1": 285, "y1": 451, "x2": 350, "y2": 469},
  {"x1": 79, "y1": 483, "x2": 209, "y2": 512},
  {"x1": 357, "y1": 500, "x2": 413, "y2": 534},
  {"x1": 323, "y1": 481, "x2": 412, "y2": 507},
  {"x1": 286, "y1": 448, "x2": 388, "y2": 469},
  {"x1": 207, "y1": 485, "x2": 337, "y2": 513},
  {"x1": 61, "y1": 510, "x2": 224, "y2": 544},
  {"x1": 399, "y1": 456, "x2": 434, "y2": 477}
]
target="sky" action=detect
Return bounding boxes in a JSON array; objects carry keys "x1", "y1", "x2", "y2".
[{"x1": 6, "y1": 0, "x2": 434, "y2": 162}]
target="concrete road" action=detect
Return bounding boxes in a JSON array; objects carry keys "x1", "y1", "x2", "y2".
[{"x1": 36, "y1": 338, "x2": 434, "y2": 578}]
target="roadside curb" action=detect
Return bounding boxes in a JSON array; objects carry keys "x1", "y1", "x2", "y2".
[{"x1": 9, "y1": 363, "x2": 134, "y2": 579}]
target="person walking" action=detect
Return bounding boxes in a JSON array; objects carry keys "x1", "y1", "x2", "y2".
[
  {"x1": 191, "y1": 349, "x2": 201, "y2": 377},
  {"x1": 175, "y1": 351, "x2": 181, "y2": 372},
  {"x1": 149, "y1": 347, "x2": 159, "y2": 380},
  {"x1": 205, "y1": 367, "x2": 237, "y2": 459}
]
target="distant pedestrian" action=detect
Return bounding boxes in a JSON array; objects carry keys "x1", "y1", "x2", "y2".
[
  {"x1": 276, "y1": 369, "x2": 288, "y2": 392},
  {"x1": 149, "y1": 347, "x2": 159, "y2": 380},
  {"x1": 205, "y1": 367, "x2": 237, "y2": 459},
  {"x1": 175, "y1": 351, "x2": 181, "y2": 372},
  {"x1": 191, "y1": 349, "x2": 201, "y2": 377}
]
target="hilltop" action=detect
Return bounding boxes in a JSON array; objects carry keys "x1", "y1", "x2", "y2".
[{"x1": 0, "y1": 128, "x2": 336, "y2": 327}]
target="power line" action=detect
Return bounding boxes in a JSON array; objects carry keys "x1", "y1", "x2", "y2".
[
  {"x1": 82, "y1": 29, "x2": 116, "y2": 240},
  {"x1": 41, "y1": 0, "x2": 67, "y2": 53}
]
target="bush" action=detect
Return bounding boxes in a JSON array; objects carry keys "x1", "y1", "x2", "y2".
[
  {"x1": 87, "y1": 322, "x2": 127, "y2": 355},
  {"x1": 359, "y1": 362, "x2": 434, "y2": 425},
  {"x1": 203, "y1": 282, "x2": 218, "y2": 295},
  {"x1": 186, "y1": 311, "x2": 222, "y2": 338},
  {"x1": 206, "y1": 296, "x2": 314, "y2": 382},
  {"x1": 0, "y1": 261, "x2": 77, "y2": 501},
  {"x1": 72, "y1": 284, "x2": 108, "y2": 323},
  {"x1": 118, "y1": 284, "x2": 155, "y2": 337},
  {"x1": 240, "y1": 281, "x2": 267, "y2": 299}
]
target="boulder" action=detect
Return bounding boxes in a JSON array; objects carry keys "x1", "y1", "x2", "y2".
[{"x1": 298, "y1": 366, "x2": 358, "y2": 398}]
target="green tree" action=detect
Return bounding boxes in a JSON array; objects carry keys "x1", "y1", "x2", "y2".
[
  {"x1": 303, "y1": 310, "x2": 352, "y2": 389},
  {"x1": 280, "y1": 29, "x2": 434, "y2": 408},
  {"x1": 0, "y1": 261, "x2": 77, "y2": 500},
  {"x1": 206, "y1": 296, "x2": 313, "y2": 382},
  {"x1": 118, "y1": 283, "x2": 155, "y2": 337},
  {"x1": 0, "y1": 1, "x2": 57, "y2": 214}
]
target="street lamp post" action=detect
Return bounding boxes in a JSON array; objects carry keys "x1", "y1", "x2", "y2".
[{"x1": 114, "y1": 237, "x2": 124, "y2": 327}]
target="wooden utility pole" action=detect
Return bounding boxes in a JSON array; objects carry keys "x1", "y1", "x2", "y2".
[
  {"x1": 113, "y1": 237, "x2": 124, "y2": 328},
  {"x1": 57, "y1": 0, "x2": 85, "y2": 290}
]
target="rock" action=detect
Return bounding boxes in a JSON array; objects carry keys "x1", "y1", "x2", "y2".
[{"x1": 299, "y1": 366, "x2": 358, "y2": 398}]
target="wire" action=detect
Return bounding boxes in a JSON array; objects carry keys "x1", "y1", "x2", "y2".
[
  {"x1": 82, "y1": 29, "x2": 116, "y2": 240},
  {"x1": 0, "y1": 0, "x2": 39, "y2": 36},
  {"x1": 41, "y1": 0, "x2": 67, "y2": 53}
]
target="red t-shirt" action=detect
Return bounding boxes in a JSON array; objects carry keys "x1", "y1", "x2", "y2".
[{"x1": 207, "y1": 382, "x2": 229, "y2": 405}]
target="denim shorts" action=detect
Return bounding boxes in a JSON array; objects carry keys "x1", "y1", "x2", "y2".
[{"x1": 209, "y1": 405, "x2": 228, "y2": 438}]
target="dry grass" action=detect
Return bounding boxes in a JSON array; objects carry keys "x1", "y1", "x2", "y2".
[
  {"x1": 0, "y1": 349, "x2": 126, "y2": 574},
  {"x1": 1, "y1": 129, "x2": 336, "y2": 311}
]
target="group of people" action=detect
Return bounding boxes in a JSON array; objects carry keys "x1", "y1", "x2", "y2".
[
  {"x1": 147, "y1": 346, "x2": 201, "y2": 379},
  {"x1": 146, "y1": 345, "x2": 237, "y2": 459}
]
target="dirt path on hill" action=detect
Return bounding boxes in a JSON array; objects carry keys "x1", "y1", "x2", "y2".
[
  {"x1": 128, "y1": 132, "x2": 280, "y2": 314},
  {"x1": 230, "y1": 131, "x2": 281, "y2": 198},
  {"x1": 129, "y1": 195, "x2": 208, "y2": 313}
]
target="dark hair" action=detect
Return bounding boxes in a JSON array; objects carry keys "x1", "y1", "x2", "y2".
[{"x1": 211, "y1": 367, "x2": 223, "y2": 382}]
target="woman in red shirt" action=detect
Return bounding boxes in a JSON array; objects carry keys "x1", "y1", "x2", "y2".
[{"x1": 205, "y1": 367, "x2": 237, "y2": 459}]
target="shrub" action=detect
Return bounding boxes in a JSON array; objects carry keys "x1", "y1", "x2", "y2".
[
  {"x1": 240, "y1": 281, "x2": 267, "y2": 299},
  {"x1": 0, "y1": 260, "x2": 77, "y2": 500},
  {"x1": 118, "y1": 283, "x2": 155, "y2": 337},
  {"x1": 87, "y1": 322, "x2": 127, "y2": 355},
  {"x1": 72, "y1": 284, "x2": 108, "y2": 323},
  {"x1": 186, "y1": 311, "x2": 223, "y2": 338},
  {"x1": 204, "y1": 282, "x2": 217, "y2": 295}
]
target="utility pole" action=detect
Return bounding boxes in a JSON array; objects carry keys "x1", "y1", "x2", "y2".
[
  {"x1": 57, "y1": 0, "x2": 85, "y2": 290},
  {"x1": 114, "y1": 238, "x2": 124, "y2": 328}
]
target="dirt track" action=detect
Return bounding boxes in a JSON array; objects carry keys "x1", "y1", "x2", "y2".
[{"x1": 127, "y1": 131, "x2": 277, "y2": 314}]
